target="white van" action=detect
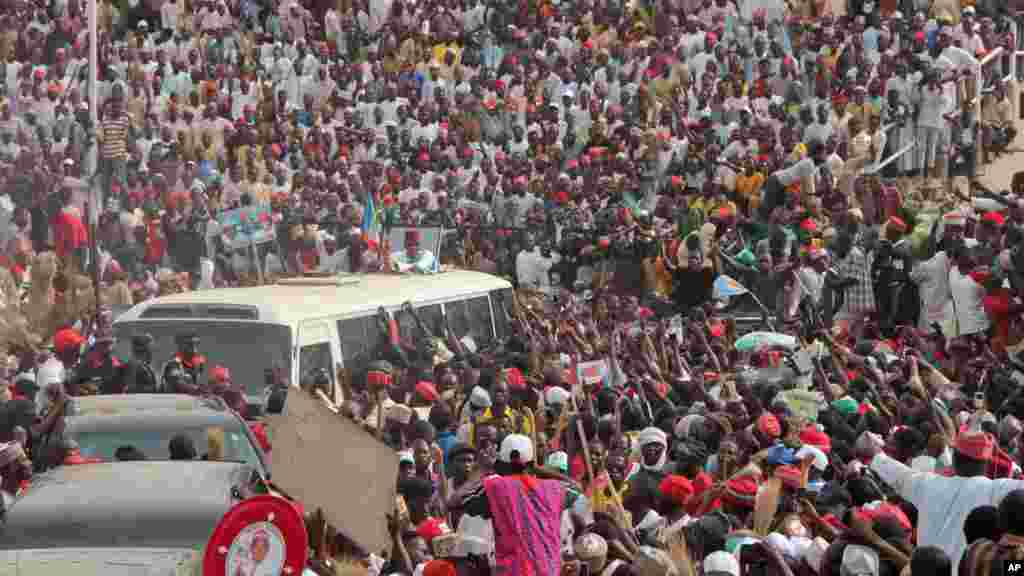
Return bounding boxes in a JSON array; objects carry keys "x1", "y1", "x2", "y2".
[{"x1": 112, "y1": 271, "x2": 514, "y2": 405}]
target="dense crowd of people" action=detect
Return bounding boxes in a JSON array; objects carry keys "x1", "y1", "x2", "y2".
[{"x1": 4, "y1": 0, "x2": 1024, "y2": 573}]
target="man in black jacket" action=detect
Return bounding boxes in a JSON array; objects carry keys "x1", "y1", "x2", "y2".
[{"x1": 115, "y1": 334, "x2": 159, "y2": 394}]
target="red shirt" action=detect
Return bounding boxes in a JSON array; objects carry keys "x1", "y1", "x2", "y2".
[
  {"x1": 53, "y1": 209, "x2": 88, "y2": 259},
  {"x1": 145, "y1": 219, "x2": 165, "y2": 265},
  {"x1": 983, "y1": 289, "x2": 1012, "y2": 353},
  {"x1": 175, "y1": 353, "x2": 206, "y2": 370}
]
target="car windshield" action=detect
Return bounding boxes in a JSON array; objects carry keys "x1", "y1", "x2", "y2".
[
  {"x1": 71, "y1": 425, "x2": 261, "y2": 469},
  {"x1": 112, "y1": 322, "x2": 292, "y2": 397}
]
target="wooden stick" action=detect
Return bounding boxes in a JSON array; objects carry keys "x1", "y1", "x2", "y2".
[
  {"x1": 376, "y1": 389, "x2": 385, "y2": 442},
  {"x1": 434, "y1": 445, "x2": 449, "y2": 520},
  {"x1": 576, "y1": 418, "x2": 595, "y2": 485}
]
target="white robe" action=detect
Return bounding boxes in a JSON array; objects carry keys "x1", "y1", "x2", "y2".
[
  {"x1": 911, "y1": 251, "x2": 954, "y2": 332},
  {"x1": 871, "y1": 452, "x2": 1024, "y2": 573},
  {"x1": 949, "y1": 267, "x2": 990, "y2": 337}
]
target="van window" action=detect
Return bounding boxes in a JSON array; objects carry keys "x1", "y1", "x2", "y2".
[
  {"x1": 448, "y1": 297, "x2": 494, "y2": 346},
  {"x1": 447, "y1": 300, "x2": 470, "y2": 341},
  {"x1": 299, "y1": 342, "x2": 334, "y2": 388},
  {"x1": 466, "y1": 296, "x2": 494, "y2": 344},
  {"x1": 338, "y1": 316, "x2": 376, "y2": 370},
  {"x1": 397, "y1": 304, "x2": 443, "y2": 340},
  {"x1": 492, "y1": 289, "x2": 513, "y2": 340}
]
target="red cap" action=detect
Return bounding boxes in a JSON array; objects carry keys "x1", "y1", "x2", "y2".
[
  {"x1": 415, "y1": 381, "x2": 439, "y2": 402},
  {"x1": 982, "y1": 211, "x2": 1006, "y2": 227},
  {"x1": 857, "y1": 501, "x2": 913, "y2": 532},
  {"x1": 504, "y1": 367, "x2": 526, "y2": 391},
  {"x1": 970, "y1": 269, "x2": 993, "y2": 285},
  {"x1": 956, "y1": 431, "x2": 995, "y2": 461},
  {"x1": 54, "y1": 328, "x2": 85, "y2": 354},
  {"x1": 423, "y1": 560, "x2": 457, "y2": 576},
  {"x1": 210, "y1": 365, "x2": 230, "y2": 383},
  {"x1": 723, "y1": 475, "x2": 758, "y2": 508},
  {"x1": 757, "y1": 413, "x2": 781, "y2": 438},
  {"x1": 658, "y1": 475, "x2": 695, "y2": 505},
  {"x1": 887, "y1": 216, "x2": 908, "y2": 233},
  {"x1": 800, "y1": 426, "x2": 832, "y2": 453}
]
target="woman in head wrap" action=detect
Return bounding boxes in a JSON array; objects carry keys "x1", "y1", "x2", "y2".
[{"x1": 625, "y1": 427, "x2": 670, "y2": 520}]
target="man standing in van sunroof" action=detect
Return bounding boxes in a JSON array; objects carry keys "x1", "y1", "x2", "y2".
[{"x1": 392, "y1": 229, "x2": 437, "y2": 274}]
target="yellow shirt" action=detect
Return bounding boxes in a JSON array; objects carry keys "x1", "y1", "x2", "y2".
[
  {"x1": 467, "y1": 406, "x2": 533, "y2": 446},
  {"x1": 432, "y1": 43, "x2": 461, "y2": 68},
  {"x1": 691, "y1": 197, "x2": 737, "y2": 220}
]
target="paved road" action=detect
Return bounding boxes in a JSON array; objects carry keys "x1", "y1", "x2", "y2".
[{"x1": 977, "y1": 105, "x2": 1024, "y2": 192}]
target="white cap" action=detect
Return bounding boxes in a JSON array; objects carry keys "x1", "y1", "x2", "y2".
[
  {"x1": 795, "y1": 444, "x2": 828, "y2": 471},
  {"x1": 910, "y1": 455, "x2": 937, "y2": 473},
  {"x1": 545, "y1": 451, "x2": 569, "y2": 473},
  {"x1": 397, "y1": 450, "x2": 414, "y2": 465},
  {"x1": 498, "y1": 434, "x2": 534, "y2": 464},
  {"x1": 841, "y1": 545, "x2": 880, "y2": 576},
  {"x1": 704, "y1": 551, "x2": 740, "y2": 576},
  {"x1": 544, "y1": 386, "x2": 571, "y2": 406},
  {"x1": 469, "y1": 386, "x2": 491, "y2": 409}
]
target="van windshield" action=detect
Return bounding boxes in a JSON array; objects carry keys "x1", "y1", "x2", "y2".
[{"x1": 112, "y1": 322, "x2": 292, "y2": 397}]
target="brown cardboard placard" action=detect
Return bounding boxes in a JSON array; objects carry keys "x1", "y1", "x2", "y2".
[{"x1": 268, "y1": 390, "x2": 399, "y2": 554}]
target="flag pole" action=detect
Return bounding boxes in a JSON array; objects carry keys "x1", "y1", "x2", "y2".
[{"x1": 87, "y1": 0, "x2": 99, "y2": 227}]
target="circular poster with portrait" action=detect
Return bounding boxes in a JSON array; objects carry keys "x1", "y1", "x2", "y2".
[
  {"x1": 225, "y1": 522, "x2": 286, "y2": 576},
  {"x1": 204, "y1": 495, "x2": 307, "y2": 576}
]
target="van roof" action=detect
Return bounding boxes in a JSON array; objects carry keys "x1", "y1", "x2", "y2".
[{"x1": 114, "y1": 271, "x2": 512, "y2": 326}]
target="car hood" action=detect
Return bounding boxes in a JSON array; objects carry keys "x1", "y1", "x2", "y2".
[{"x1": 0, "y1": 548, "x2": 200, "y2": 576}]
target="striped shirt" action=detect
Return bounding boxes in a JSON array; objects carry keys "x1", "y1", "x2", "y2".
[
  {"x1": 100, "y1": 113, "x2": 131, "y2": 160},
  {"x1": 959, "y1": 534, "x2": 1024, "y2": 576}
]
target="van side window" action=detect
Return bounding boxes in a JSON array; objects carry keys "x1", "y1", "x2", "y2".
[
  {"x1": 299, "y1": 342, "x2": 334, "y2": 388},
  {"x1": 491, "y1": 289, "x2": 513, "y2": 340},
  {"x1": 466, "y1": 296, "x2": 494, "y2": 345},
  {"x1": 338, "y1": 316, "x2": 375, "y2": 371},
  {"x1": 398, "y1": 304, "x2": 443, "y2": 339},
  {"x1": 447, "y1": 300, "x2": 469, "y2": 341}
]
